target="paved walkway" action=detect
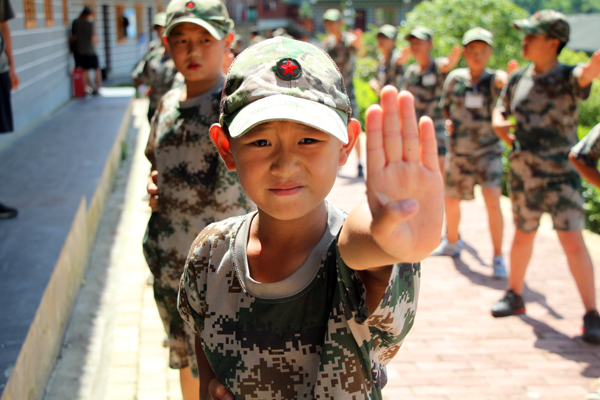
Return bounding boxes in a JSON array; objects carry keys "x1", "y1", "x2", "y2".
[{"x1": 44, "y1": 99, "x2": 600, "y2": 399}]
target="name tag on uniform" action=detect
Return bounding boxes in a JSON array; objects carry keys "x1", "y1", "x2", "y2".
[
  {"x1": 465, "y1": 92, "x2": 484, "y2": 109},
  {"x1": 422, "y1": 73, "x2": 436, "y2": 86}
]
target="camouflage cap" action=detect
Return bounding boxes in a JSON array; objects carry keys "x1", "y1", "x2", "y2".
[
  {"x1": 378, "y1": 24, "x2": 398, "y2": 40},
  {"x1": 513, "y1": 9, "x2": 569, "y2": 44},
  {"x1": 220, "y1": 37, "x2": 352, "y2": 144},
  {"x1": 405, "y1": 26, "x2": 433, "y2": 41},
  {"x1": 462, "y1": 27, "x2": 493, "y2": 46},
  {"x1": 153, "y1": 12, "x2": 166, "y2": 28},
  {"x1": 323, "y1": 9, "x2": 341, "y2": 22},
  {"x1": 164, "y1": 0, "x2": 234, "y2": 40}
]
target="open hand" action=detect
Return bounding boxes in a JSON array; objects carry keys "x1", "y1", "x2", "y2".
[
  {"x1": 148, "y1": 170, "x2": 158, "y2": 211},
  {"x1": 580, "y1": 50, "x2": 600, "y2": 86},
  {"x1": 506, "y1": 59, "x2": 520, "y2": 76},
  {"x1": 365, "y1": 86, "x2": 444, "y2": 261},
  {"x1": 397, "y1": 47, "x2": 411, "y2": 66}
]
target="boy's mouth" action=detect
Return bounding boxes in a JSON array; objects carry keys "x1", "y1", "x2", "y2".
[
  {"x1": 269, "y1": 184, "x2": 304, "y2": 196},
  {"x1": 187, "y1": 61, "x2": 201, "y2": 70}
]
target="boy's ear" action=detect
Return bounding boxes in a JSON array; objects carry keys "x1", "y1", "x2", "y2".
[
  {"x1": 224, "y1": 32, "x2": 235, "y2": 50},
  {"x1": 209, "y1": 123, "x2": 237, "y2": 171},
  {"x1": 338, "y1": 118, "x2": 361, "y2": 167}
]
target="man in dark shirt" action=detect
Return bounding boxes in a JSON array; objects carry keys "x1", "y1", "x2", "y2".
[
  {"x1": 0, "y1": 0, "x2": 19, "y2": 218},
  {"x1": 71, "y1": 6, "x2": 101, "y2": 95}
]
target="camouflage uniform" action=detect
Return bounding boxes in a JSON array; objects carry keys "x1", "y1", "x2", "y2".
[
  {"x1": 377, "y1": 47, "x2": 404, "y2": 90},
  {"x1": 322, "y1": 31, "x2": 358, "y2": 115},
  {"x1": 401, "y1": 58, "x2": 449, "y2": 155},
  {"x1": 571, "y1": 123, "x2": 600, "y2": 167},
  {"x1": 143, "y1": 79, "x2": 253, "y2": 375},
  {"x1": 178, "y1": 204, "x2": 420, "y2": 399},
  {"x1": 497, "y1": 63, "x2": 591, "y2": 232},
  {"x1": 131, "y1": 47, "x2": 178, "y2": 122},
  {"x1": 440, "y1": 67, "x2": 504, "y2": 200}
]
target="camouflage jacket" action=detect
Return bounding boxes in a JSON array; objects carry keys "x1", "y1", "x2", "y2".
[
  {"x1": 497, "y1": 62, "x2": 591, "y2": 176},
  {"x1": 132, "y1": 47, "x2": 178, "y2": 111},
  {"x1": 571, "y1": 123, "x2": 600, "y2": 167},
  {"x1": 145, "y1": 78, "x2": 253, "y2": 273},
  {"x1": 401, "y1": 58, "x2": 448, "y2": 134},
  {"x1": 377, "y1": 47, "x2": 404, "y2": 90},
  {"x1": 440, "y1": 67, "x2": 503, "y2": 156},
  {"x1": 178, "y1": 203, "x2": 420, "y2": 400},
  {"x1": 321, "y1": 31, "x2": 357, "y2": 97}
]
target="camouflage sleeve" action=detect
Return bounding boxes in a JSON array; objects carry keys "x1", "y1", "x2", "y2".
[
  {"x1": 490, "y1": 71, "x2": 502, "y2": 105},
  {"x1": 144, "y1": 98, "x2": 162, "y2": 167},
  {"x1": 439, "y1": 72, "x2": 454, "y2": 112},
  {"x1": 335, "y1": 242, "x2": 420, "y2": 348},
  {"x1": 571, "y1": 123, "x2": 600, "y2": 167},
  {"x1": 572, "y1": 64, "x2": 592, "y2": 101},
  {"x1": 131, "y1": 56, "x2": 148, "y2": 82},
  {"x1": 399, "y1": 64, "x2": 413, "y2": 91},
  {"x1": 496, "y1": 71, "x2": 518, "y2": 117}
]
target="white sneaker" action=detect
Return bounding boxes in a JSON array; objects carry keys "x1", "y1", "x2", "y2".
[
  {"x1": 430, "y1": 237, "x2": 463, "y2": 257},
  {"x1": 492, "y1": 255, "x2": 507, "y2": 279}
]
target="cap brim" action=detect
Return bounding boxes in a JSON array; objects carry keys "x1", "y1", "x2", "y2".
[
  {"x1": 462, "y1": 37, "x2": 493, "y2": 46},
  {"x1": 226, "y1": 95, "x2": 349, "y2": 144},
  {"x1": 165, "y1": 17, "x2": 225, "y2": 39},
  {"x1": 512, "y1": 19, "x2": 540, "y2": 35},
  {"x1": 405, "y1": 33, "x2": 430, "y2": 41}
]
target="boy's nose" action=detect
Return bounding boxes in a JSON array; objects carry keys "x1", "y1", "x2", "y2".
[{"x1": 270, "y1": 149, "x2": 301, "y2": 178}]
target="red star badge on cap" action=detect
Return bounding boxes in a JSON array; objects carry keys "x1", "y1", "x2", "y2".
[
  {"x1": 278, "y1": 60, "x2": 299, "y2": 77},
  {"x1": 186, "y1": 1, "x2": 195, "y2": 9}
]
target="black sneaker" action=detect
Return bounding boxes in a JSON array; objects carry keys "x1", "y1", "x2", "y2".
[
  {"x1": 357, "y1": 163, "x2": 364, "y2": 178},
  {"x1": 491, "y1": 289, "x2": 526, "y2": 318},
  {"x1": 0, "y1": 202, "x2": 18, "y2": 219},
  {"x1": 583, "y1": 310, "x2": 600, "y2": 344}
]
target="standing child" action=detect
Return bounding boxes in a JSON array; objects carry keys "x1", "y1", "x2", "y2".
[
  {"x1": 401, "y1": 27, "x2": 461, "y2": 174},
  {"x1": 490, "y1": 10, "x2": 600, "y2": 344},
  {"x1": 177, "y1": 37, "x2": 444, "y2": 399},
  {"x1": 369, "y1": 24, "x2": 410, "y2": 95},
  {"x1": 142, "y1": 0, "x2": 253, "y2": 398},
  {"x1": 433, "y1": 28, "x2": 515, "y2": 279}
]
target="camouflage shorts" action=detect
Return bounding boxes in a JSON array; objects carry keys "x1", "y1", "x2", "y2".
[
  {"x1": 445, "y1": 150, "x2": 503, "y2": 200},
  {"x1": 143, "y1": 213, "x2": 198, "y2": 377},
  {"x1": 509, "y1": 160, "x2": 584, "y2": 232}
]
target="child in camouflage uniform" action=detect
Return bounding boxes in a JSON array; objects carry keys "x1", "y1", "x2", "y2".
[
  {"x1": 132, "y1": 12, "x2": 178, "y2": 122},
  {"x1": 177, "y1": 37, "x2": 444, "y2": 399},
  {"x1": 401, "y1": 27, "x2": 461, "y2": 174},
  {"x1": 490, "y1": 10, "x2": 600, "y2": 344},
  {"x1": 369, "y1": 24, "x2": 409, "y2": 95},
  {"x1": 321, "y1": 8, "x2": 365, "y2": 177},
  {"x1": 142, "y1": 0, "x2": 253, "y2": 398},
  {"x1": 571, "y1": 123, "x2": 600, "y2": 189},
  {"x1": 432, "y1": 28, "x2": 513, "y2": 279}
]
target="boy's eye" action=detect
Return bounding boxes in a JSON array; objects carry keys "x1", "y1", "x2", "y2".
[
  {"x1": 299, "y1": 138, "x2": 319, "y2": 144},
  {"x1": 251, "y1": 139, "x2": 270, "y2": 147}
]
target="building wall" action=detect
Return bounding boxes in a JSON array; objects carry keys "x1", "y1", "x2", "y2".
[{"x1": 7, "y1": 0, "x2": 167, "y2": 134}]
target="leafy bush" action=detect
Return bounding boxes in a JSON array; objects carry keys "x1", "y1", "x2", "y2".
[
  {"x1": 559, "y1": 49, "x2": 600, "y2": 127},
  {"x1": 353, "y1": 77, "x2": 379, "y2": 130}
]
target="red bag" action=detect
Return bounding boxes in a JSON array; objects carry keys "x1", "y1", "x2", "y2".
[{"x1": 72, "y1": 67, "x2": 85, "y2": 98}]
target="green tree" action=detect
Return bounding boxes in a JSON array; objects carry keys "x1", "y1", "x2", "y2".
[
  {"x1": 510, "y1": 0, "x2": 600, "y2": 14},
  {"x1": 401, "y1": 0, "x2": 529, "y2": 70}
]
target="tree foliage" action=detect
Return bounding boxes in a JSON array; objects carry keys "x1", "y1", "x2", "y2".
[
  {"x1": 401, "y1": 0, "x2": 529, "y2": 71},
  {"x1": 510, "y1": 0, "x2": 600, "y2": 15}
]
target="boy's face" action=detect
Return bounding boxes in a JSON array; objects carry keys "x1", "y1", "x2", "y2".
[
  {"x1": 377, "y1": 35, "x2": 395, "y2": 53},
  {"x1": 168, "y1": 23, "x2": 231, "y2": 83},
  {"x1": 324, "y1": 20, "x2": 341, "y2": 35},
  {"x1": 211, "y1": 120, "x2": 359, "y2": 221},
  {"x1": 521, "y1": 33, "x2": 559, "y2": 61},
  {"x1": 409, "y1": 38, "x2": 432, "y2": 59},
  {"x1": 155, "y1": 26, "x2": 165, "y2": 40},
  {"x1": 462, "y1": 41, "x2": 492, "y2": 71}
]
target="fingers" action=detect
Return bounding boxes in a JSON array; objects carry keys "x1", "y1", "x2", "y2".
[
  {"x1": 365, "y1": 104, "x2": 386, "y2": 175},
  {"x1": 371, "y1": 198, "x2": 419, "y2": 240},
  {"x1": 398, "y1": 91, "x2": 419, "y2": 162},
  {"x1": 418, "y1": 116, "x2": 439, "y2": 171},
  {"x1": 381, "y1": 86, "x2": 403, "y2": 163},
  {"x1": 208, "y1": 378, "x2": 234, "y2": 400}
]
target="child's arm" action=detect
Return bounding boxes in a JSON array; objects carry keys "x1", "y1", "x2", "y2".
[
  {"x1": 491, "y1": 106, "x2": 515, "y2": 146},
  {"x1": 339, "y1": 86, "x2": 443, "y2": 276},
  {"x1": 195, "y1": 336, "x2": 234, "y2": 400},
  {"x1": 577, "y1": 50, "x2": 600, "y2": 88},
  {"x1": 570, "y1": 152, "x2": 600, "y2": 188},
  {"x1": 440, "y1": 45, "x2": 461, "y2": 74}
]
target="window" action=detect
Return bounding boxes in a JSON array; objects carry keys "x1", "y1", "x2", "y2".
[
  {"x1": 116, "y1": 4, "x2": 126, "y2": 43},
  {"x1": 45, "y1": 0, "x2": 54, "y2": 26},
  {"x1": 374, "y1": 7, "x2": 396, "y2": 26},
  {"x1": 135, "y1": 3, "x2": 143, "y2": 39},
  {"x1": 24, "y1": 0, "x2": 37, "y2": 28},
  {"x1": 62, "y1": 0, "x2": 68, "y2": 25}
]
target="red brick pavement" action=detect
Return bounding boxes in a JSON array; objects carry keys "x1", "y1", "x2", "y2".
[{"x1": 332, "y1": 153, "x2": 600, "y2": 400}]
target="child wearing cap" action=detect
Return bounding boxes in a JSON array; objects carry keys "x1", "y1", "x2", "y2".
[
  {"x1": 432, "y1": 27, "x2": 517, "y2": 279},
  {"x1": 570, "y1": 123, "x2": 600, "y2": 189},
  {"x1": 490, "y1": 9, "x2": 600, "y2": 343},
  {"x1": 401, "y1": 27, "x2": 461, "y2": 174},
  {"x1": 177, "y1": 37, "x2": 444, "y2": 399},
  {"x1": 369, "y1": 24, "x2": 410, "y2": 95},
  {"x1": 132, "y1": 12, "x2": 178, "y2": 122},
  {"x1": 142, "y1": 0, "x2": 253, "y2": 398},
  {"x1": 321, "y1": 8, "x2": 365, "y2": 177}
]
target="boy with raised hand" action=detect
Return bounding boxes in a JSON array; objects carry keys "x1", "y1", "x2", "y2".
[
  {"x1": 433, "y1": 28, "x2": 516, "y2": 278},
  {"x1": 143, "y1": 0, "x2": 253, "y2": 398},
  {"x1": 369, "y1": 24, "x2": 410, "y2": 95},
  {"x1": 490, "y1": 10, "x2": 600, "y2": 344},
  {"x1": 177, "y1": 37, "x2": 444, "y2": 399},
  {"x1": 571, "y1": 122, "x2": 600, "y2": 188},
  {"x1": 401, "y1": 27, "x2": 461, "y2": 174}
]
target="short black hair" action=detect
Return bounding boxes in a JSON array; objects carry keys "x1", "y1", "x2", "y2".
[{"x1": 557, "y1": 41, "x2": 566, "y2": 55}]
